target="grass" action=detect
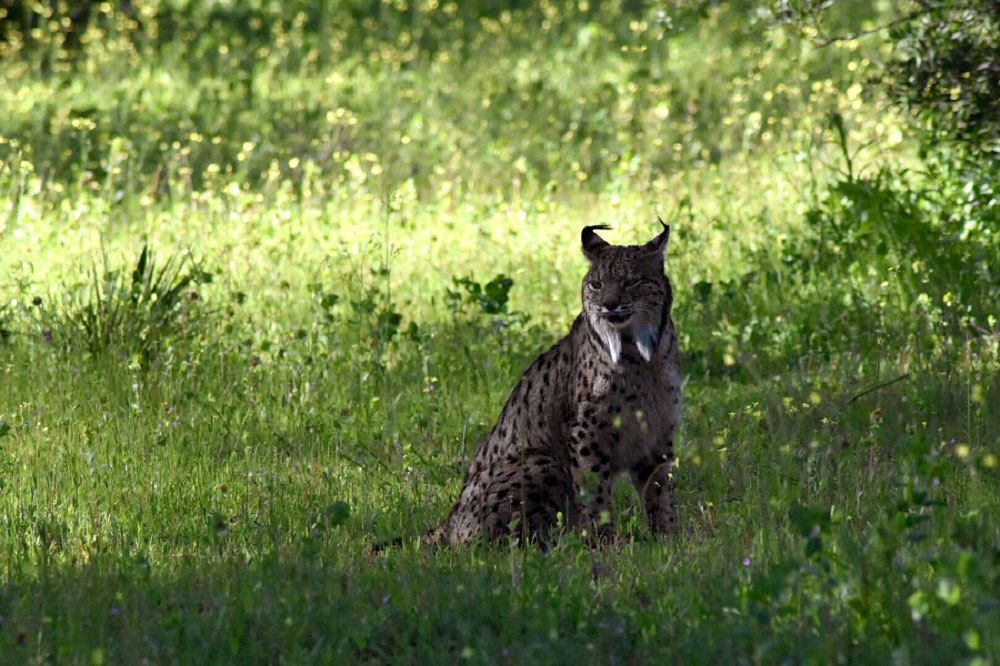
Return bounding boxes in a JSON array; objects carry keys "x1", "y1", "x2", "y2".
[{"x1": 0, "y1": 1, "x2": 998, "y2": 662}]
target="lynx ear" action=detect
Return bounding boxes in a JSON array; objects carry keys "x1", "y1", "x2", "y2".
[
  {"x1": 642, "y1": 217, "x2": 670, "y2": 257},
  {"x1": 581, "y1": 225, "x2": 612, "y2": 261}
]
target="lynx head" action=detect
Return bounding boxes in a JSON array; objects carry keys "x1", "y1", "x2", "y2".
[{"x1": 580, "y1": 220, "x2": 673, "y2": 365}]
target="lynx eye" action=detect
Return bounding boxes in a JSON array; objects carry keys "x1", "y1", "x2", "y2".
[
  {"x1": 587, "y1": 279, "x2": 602, "y2": 291},
  {"x1": 625, "y1": 278, "x2": 645, "y2": 290}
]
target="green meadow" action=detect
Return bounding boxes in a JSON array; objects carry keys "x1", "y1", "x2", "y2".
[{"x1": 0, "y1": 1, "x2": 997, "y2": 662}]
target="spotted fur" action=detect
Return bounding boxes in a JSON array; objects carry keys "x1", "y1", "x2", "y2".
[{"x1": 427, "y1": 221, "x2": 681, "y2": 546}]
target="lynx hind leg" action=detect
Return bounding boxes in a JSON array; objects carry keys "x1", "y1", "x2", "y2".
[{"x1": 482, "y1": 457, "x2": 572, "y2": 545}]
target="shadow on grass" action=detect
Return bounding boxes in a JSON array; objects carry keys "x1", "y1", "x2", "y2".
[{"x1": 0, "y1": 541, "x2": 749, "y2": 664}]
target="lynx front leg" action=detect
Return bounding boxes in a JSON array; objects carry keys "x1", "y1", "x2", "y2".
[
  {"x1": 631, "y1": 444, "x2": 677, "y2": 537},
  {"x1": 569, "y1": 419, "x2": 615, "y2": 541}
]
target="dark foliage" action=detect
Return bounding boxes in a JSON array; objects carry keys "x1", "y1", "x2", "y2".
[
  {"x1": 773, "y1": 0, "x2": 1000, "y2": 161},
  {"x1": 885, "y1": 0, "x2": 1000, "y2": 160}
]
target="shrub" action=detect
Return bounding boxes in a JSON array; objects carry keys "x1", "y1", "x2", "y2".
[
  {"x1": 30, "y1": 244, "x2": 211, "y2": 361},
  {"x1": 771, "y1": 0, "x2": 1000, "y2": 161},
  {"x1": 884, "y1": 0, "x2": 1000, "y2": 161}
]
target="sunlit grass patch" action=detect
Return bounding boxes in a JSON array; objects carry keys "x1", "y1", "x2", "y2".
[{"x1": 0, "y1": 0, "x2": 997, "y2": 662}]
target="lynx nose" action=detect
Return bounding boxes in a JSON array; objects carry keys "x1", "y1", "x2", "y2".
[
  {"x1": 601, "y1": 301, "x2": 624, "y2": 314},
  {"x1": 600, "y1": 300, "x2": 631, "y2": 324}
]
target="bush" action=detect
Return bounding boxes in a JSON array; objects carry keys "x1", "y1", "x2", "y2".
[
  {"x1": 884, "y1": 0, "x2": 1000, "y2": 160},
  {"x1": 679, "y1": 114, "x2": 998, "y2": 381},
  {"x1": 771, "y1": 0, "x2": 1000, "y2": 161},
  {"x1": 28, "y1": 244, "x2": 211, "y2": 361}
]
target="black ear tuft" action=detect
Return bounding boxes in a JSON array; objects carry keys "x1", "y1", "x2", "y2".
[
  {"x1": 581, "y1": 225, "x2": 612, "y2": 260},
  {"x1": 642, "y1": 217, "x2": 670, "y2": 257}
]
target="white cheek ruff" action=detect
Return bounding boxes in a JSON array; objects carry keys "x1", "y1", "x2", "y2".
[
  {"x1": 601, "y1": 329, "x2": 621, "y2": 365},
  {"x1": 635, "y1": 326, "x2": 660, "y2": 363},
  {"x1": 589, "y1": 313, "x2": 621, "y2": 365}
]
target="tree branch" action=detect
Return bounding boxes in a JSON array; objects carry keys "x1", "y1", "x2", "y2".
[
  {"x1": 814, "y1": 5, "x2": 946, "y2": 47},
  {"x1": 847, "y1": 372, "x2": 910, "y2": 404}
]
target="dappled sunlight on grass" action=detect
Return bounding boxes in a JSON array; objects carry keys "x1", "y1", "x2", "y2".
[{"x1": 0, "y1": 0, "x2": 997, "y2": 662}]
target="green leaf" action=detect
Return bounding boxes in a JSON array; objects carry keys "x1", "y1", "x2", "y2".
[
  {"x1": 936, "y1": 578, "x2": 961, "y2": 606},
  {"x1": 908, "y1": 591, "x2": 929, "y2": 620}
]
